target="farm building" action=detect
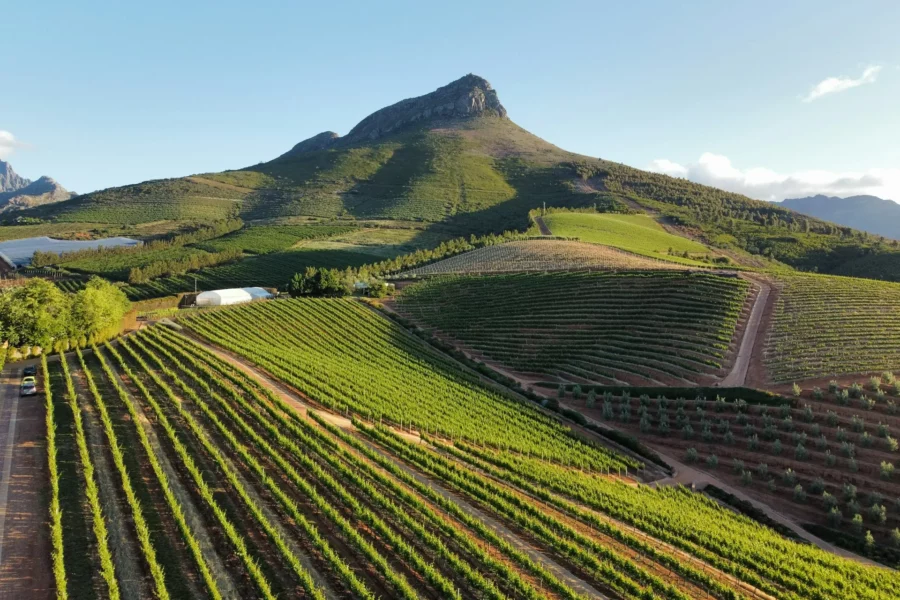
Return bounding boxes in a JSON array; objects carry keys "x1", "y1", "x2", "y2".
[{"x1": 194, "y1": 287, "x2": 273, "y2": 307}]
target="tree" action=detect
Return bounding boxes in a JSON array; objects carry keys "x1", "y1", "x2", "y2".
[
  {"x1": 69, "y1": 277, "x2": 131, "y2": 338},
  {"x1": 0, "y1": 278, "x2": 70, "y2": 347},
  {"x1": 287, "y1": 267, "x2": 351, "y2": 298}
]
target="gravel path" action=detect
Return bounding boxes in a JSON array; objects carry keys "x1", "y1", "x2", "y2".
[{"x1": 719, "y1": 281, "x2": 770, "y2": 387}]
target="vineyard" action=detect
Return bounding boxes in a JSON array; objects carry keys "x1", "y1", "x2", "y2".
[
  {"x1": 765, "y1": 274, "x2": 900, "y2": 383},
  {"x1": 399, "y1": 239, "x2": 688, "y2": 277},
  {"x1": 541, "y1": 213, "x2": 715, "y2": 267},
  {"x1": 27, "y1": 295, "x2": 898, "y2": 599},
  {"x1": 194, "y1": 224, "x2": 357, "y2": 254},
  {"x1": 567, "y1": 385, "x2": 900, "y2": 561},
  {"x1": 395, "y1": 272, "x2": 751, "y2": 385}
]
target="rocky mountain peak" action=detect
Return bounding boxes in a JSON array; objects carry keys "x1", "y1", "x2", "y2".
[
  {"x1": 344, "y1": 74, "x2": 507, "y2": 143},
  {"x1": 0, "y1": 160, "x2": 32, "y2": 193}
]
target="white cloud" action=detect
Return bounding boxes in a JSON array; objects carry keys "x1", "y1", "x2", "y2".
[
  {"x1": 647, "y1": 152, "x2": 900, "y2": 202},
  {"x1": 802, "y1": 65, "x2": 882, "y2": 102},
  {"x1": 0, "y1": 130, "x2": 19, "y2": 160}
]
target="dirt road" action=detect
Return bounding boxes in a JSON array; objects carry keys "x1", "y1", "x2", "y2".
[
  {"x1": 0, "y1": 361, "x2": 52, "y2": 599},
  {"x1": 719, "y1": 281, "x2": 770, "y2": 387},
  {"x1": 534, "y1": 216, "x2": 553, "y2": 236}
]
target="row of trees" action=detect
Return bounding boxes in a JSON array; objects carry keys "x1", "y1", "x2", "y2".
[
  {"x1": 128, "y1": 248, "x2": 242, "y2": 284},
  {"x1": 0, "y1": 278, "x2": 130, "y2": 349}
]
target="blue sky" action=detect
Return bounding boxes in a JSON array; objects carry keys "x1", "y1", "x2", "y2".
[{"x1": 4, "y1": 0, "x2": 899, "y2": 200}]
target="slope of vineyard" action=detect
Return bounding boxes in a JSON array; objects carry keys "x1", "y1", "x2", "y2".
[
  {"x1": 395, "y1": 271, "x2": 751, "y2": 385},
  {"x1": 765, "y1": 274, "x2": 900, "y2": 383},
  {"x1": 566, "y1": 386, "x2": 900, "y2": 562},
  {"x1": 170, "y1": 299, "x2": 900, "y2": 598},
  {"x1": 400, "y1": 239, "x2": 688, "y2": 276}
]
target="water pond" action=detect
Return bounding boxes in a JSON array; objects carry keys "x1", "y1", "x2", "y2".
[{"x1": 0, "y1": 236, "x2": 140, "y2": 267}]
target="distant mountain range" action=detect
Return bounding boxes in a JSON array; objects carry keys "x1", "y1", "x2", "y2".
[
  {"x1": 0, "y1": 160, "x2": 73, "y2": 213},
  {"x1": 782, "y1": 195, "x2": 900, "y2": 240}
]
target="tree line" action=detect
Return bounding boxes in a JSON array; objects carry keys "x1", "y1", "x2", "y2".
[
  {"x1": 31, "y1": 219, "x2": 243, "y2": 267},
  {"x1": 128, "y1": 248, "x2": 243, "y2": 284},
  {"x1": 0, "y1": 277, "x2": 131, "y2": 352}
]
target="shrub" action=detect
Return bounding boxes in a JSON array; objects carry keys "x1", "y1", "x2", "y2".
[
  {"x1": 864, "y1": 531, "x2": 875, "y2": 552},
  {"x1": 886, "y1": 436, "x2": 899, "y2": 452},
  {"x1": 586, "y1": 390, "x2": 596, "y2": 408},
  {"x1": 685, "y1": 448, "x2": 699, "y2": 463},
  {"x1": 851, "y1": 513, "x2": 864, "y2": 534},
  {"x1": 828, "y1": 380, "x2": 840, "y2": 394},
  {"x1": 849, "y1": 458, "x2": 859, "y2": 472},
  {"x1": 869, "y1": 377, "x2": 882, "y2": 392},
  {"x1": 823, "y1": 491, "x2": 837, "y2": 509},
  {"x1": 792, "y1": 383, "x2": 802, "y2": 397},
  {"x1": 891, "y1": 528, "x2": 900, "y2": 548},
  {"x1": 850, "y1": 383, "x2": 863, "y2": 399},
  {"x1": 878, "y1": 422, "x2": 889, "y2": 438},
  {"x1": 557, "y1": 384, "x2": 566, "y2": 398},
  {"x1": 881, "y1": 461, "x2": 895, "y2": 480},
  {"x1": 741, "y1": 470, "x2": 753, "y2": 486},
  {"x1": 843, "y1": 483, "x2": 857, "y2": 501},
  {"x1": 816, "y1": 435, "x2": 828, "y2": 451},
  {"x1": 840, "y1": 441, "x2": 855, "y2": 458},
  {"x1": 756, "y1": 462, "x2": 769, "y2": 478},
  {"x1": 812, "y1": 387, "x2": 824, "y2": 400},
  {"x1": 572, "y1": 384, "x2": 582, "y2": 400},
  {"x1": 828, "y1": 506, "x2": 843, "y2": 527},
  {"x1": 884, "y1": 371, "x2": 897, "y2": 385},
  {"x1": 681, "y1": 424, "x2": 694, "y2": 439},
  {"x1": 732, "y1": 458, "x2": 745, "y2": 474},
  {"x1": 772, "y1": 439, "x2": 783, "y2": 455},
  {"x1": 706, "y1": 454, "x2": 718, "y2": 468},
  {"x1": 825, "y1": 450, "x2": 836, "y2": 467},
  {"x1": 767, "y1": 478, "x2": 776, "y2": 493},
  {"x1": 795, "y1": 444, "x2": 808, "y2": 460},
  {"x1": 869, "y1": 504, "x2": 887, "y2": 525},
  {"x1": 826, "y1": 411, "x2": 838, "y2": 426},
  {"x1": 783, "y1": 468, "x2": 797, "y2": 485},
  {"x1": 793, "y1": 484, "x2": 806, "y2": 502},
  {"x1": 809, "y1": 477, "x2": 825, "y2": 495}
]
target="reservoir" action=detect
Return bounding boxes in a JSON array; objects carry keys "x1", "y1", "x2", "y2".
[{"x1": 0, "y1": 236, "x2": 140, "y2": 268}]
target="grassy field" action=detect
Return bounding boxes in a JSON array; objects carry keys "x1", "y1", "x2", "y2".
[
  {"x1": 194, "y1": 224, "x2": 357, "y2": 254},
  {"x1": 396, "y1": 271, "x2": 749, "y2": 385},
  {"x1": 765, "y1": 274, "x2": 900, "y2": 383},
  {"x1": 542, "y1": 212, "x2": 713, "y2": 266},
  {"x1": 299, "y1": 226, "x2": 451, "y2": 258}
]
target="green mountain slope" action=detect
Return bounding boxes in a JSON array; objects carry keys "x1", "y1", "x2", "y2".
[{"x1": 25, "y1": 73, "x2": 900, "y2": 279}]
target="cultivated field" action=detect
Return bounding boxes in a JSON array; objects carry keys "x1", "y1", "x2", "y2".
[
  {"x1": 1, "y1": 296, "x2": 894, "y2": 599},
  {"x1": 567, "y1": 385, "x2": 900, "y2": 559},
  {"x1": 395, "y1": 271, "x2": 751, "y2": 385},
  {"x1": 764, "y1": 274, "x2": 900, "y2": 383},
  {"x1": 399, "y1": 239, "x2": 688, "y2": 277}
]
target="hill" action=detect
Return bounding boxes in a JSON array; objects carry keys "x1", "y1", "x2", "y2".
[
  {"x1": 0, "y1": 160, "x2": 72, "y2": 212},
  {"x1": 22, "y1": 73, "x2": 900, "y2": 281},
  {"x1": 782, "y1": 195, "x2": 900, "y2": 240},
  {"x1": 395, "y1": 271, "x2": 751, "y2": 386}
]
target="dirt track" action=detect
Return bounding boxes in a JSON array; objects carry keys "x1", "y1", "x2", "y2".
[
  {"x1": 719, "y1": 280, "x2": 771, "y2": 387},
  {"x1": 0, "y1": 361, "x2": 52, "y2": 599}
]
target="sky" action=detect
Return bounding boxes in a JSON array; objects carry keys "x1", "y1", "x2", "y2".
[{"x1": 4, "y1": 0, "x2": 899, "y2": 202}]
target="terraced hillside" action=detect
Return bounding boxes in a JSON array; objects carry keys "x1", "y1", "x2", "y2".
[
  {"x1": 395, "y1": 271, "x2": 751, "y2": 385},
  {"x1": 400, "y1": 239, "x2": 688, "y2": 276},
  {"x1": 765, "y1": 274, "x2": 900, "y2": 383}
]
